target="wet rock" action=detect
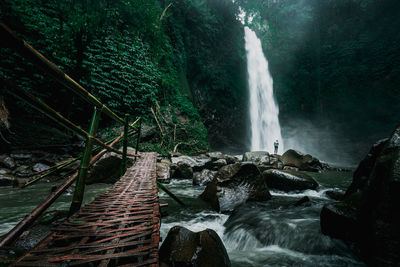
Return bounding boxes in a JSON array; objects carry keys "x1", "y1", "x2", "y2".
[
  {"x1": 193, "y1": 156, "x2": 212, "y2": 171},
  {"x1": 139, "y1": 125, "x2": 157, "y2": 142},
  {"x1": 0, "y1": 168, "x2": 10, "y2": 175},
  {"x1": 321, "y1": 124, "x2": 400, "y2": 266},
  {"x1": 212, "y1": 159, "x2": 227, "y2": 169},
  {"x1": 169, "y1": 152, "x2": 183, "y2": 158},
  {"x1": 10, "y1": 152, "x2": 32, "y2": 160},
  {"x1": 281, "y1": 149, "x2": 323, "y2": 172},
  {"x1": 86, "y1": 152, "x2": 122, "y2": 184},
  {"x1": 171, "y1": 156, "x2": 210, "y2": 172},
  {"x1": 32, "y1": 163, "x2": 50, "y2": 172},
  {"x1": 242, "y1": 151, "x2": 269, "y2": 163},
  {"x1": 161, "y1": 158, "x2": 172, "y2": 165},
  {"x1": 193, "y1": 169, "x2": 216, "y2": 186},
  {"x1": 200, "y1": 163, "x2": 271, "y2": 212},
  {"x1": 0, "y1": 176, "x2": 16, "y2": 186},
  {"x1": 320, "y1": 193, "x2": 360, "y2": 242},
  {"x1": 263, "y1": 169, "x2": 318, "y2": 191},
  {"x1": 214, "y1": 163, "x2": 241, "y2": 182},
  {"x1": 270, "y1": 156, "x2": 284, "y2": 169},
  {"x1": 293, "y1": 196, "x2": 310, "y2": 206},
  {"x1": 13, "y1": 165, "x2": 32, "y2": 177},
  {"x1": 206, "y1": 151, "x2": 224, "y2": 161},
  {"x1": 283, "y1": 166, "x2": 299, "y2": 171},
  {"x1": 169, "y1": 163, "x2": 178, "y2": 177},
  {"x1": 159, "y1": 226, "x2": 231, "y2": 267},
  {"x1": 157, "y1": 162, "x2": 170, "y2": 181},
  {"x1": 256, "y1": 165, "x2": 275, "y2": 172},
  {"x1": 345, "y1": 138, "x2": 388, "y2": 197},
  {"x1": 233, "y1": 155, "x2": 243, "y2": 161},
  {"x1": 173, "y1": 162, "x2": 193, "y2": 179},
  {"x1": 325, "y1": 190, "x2": 344, "y2": 201},
  {"x1": 225, "y1": 155, "x2": 238, "y2": 165},
  {"x1": 0, "y1": 155, "x2": 16, "y2": 169}
]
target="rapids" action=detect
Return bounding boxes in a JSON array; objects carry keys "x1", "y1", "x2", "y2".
[{"x1": 159, "y1": 171, "x2": 365, "y2": 266}]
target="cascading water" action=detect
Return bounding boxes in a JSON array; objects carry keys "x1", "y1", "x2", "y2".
[{"x1": 245, "y1": 26, "x2": 284, "y2": 153}]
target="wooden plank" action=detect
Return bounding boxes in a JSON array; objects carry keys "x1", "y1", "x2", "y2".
[{"x1": 13, "y1": 153, "x2": 160, "y2": 266}]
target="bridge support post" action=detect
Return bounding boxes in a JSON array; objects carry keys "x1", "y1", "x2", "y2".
[
  {"x1": 69, "y1": 107, "x2": 101, "y2": 216},
  {"x1": 121, "y1": 113, "x2": 129, "y2": 176},
  {"x1": 135, "y1": 119, "x2": 142, "y2": 162}
]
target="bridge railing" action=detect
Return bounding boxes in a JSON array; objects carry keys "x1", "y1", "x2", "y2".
[{"x1": 0, "y1": 22, "x2": 143, "y2": 247}]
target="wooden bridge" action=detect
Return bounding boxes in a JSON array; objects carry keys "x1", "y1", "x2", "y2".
[
  {"x1": 13, "y1": 153, "x2": 160, "y2": 266},
  {"x1": 0, "y1": 23, "x2": 178, "y2": 266}
]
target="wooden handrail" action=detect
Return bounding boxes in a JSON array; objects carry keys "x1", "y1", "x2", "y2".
[
  {"x1": 0, "y1": 22, "x2": 124, "y2": 124},
  {"x1": 2, "y1": 77, "x2": 137, "y2": 158},
  {"x1": 0, "y1": 22, "x2": 146, "y2": 247},
  {"x1": 0, "y1": 131, "x2": 125, "y2": 248}
]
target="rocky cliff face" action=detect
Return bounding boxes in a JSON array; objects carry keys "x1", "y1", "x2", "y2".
[{"x1": 321, "y1": 124, "x2": 400, "y2": 266}]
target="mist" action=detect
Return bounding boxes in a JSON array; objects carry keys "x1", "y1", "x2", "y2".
[{"x1": 281, "y1": 119, "x2": 371, "y2": 167}]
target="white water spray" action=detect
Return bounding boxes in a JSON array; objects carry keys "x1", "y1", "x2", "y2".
[{"x1": 245, "y1": 26, "x2": 284, "y2": 153}]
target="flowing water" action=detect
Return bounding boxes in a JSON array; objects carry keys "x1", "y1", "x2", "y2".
[
  {"x1": 0, "y1": 182, "x2": 111, "y2": 237},
  {"x1": 159, "y1": 171, "x2": 366, "y2": 267},
  {"x1": 245, "y1": 26, "x2": 284, "y2": 153},
  {"x1": 0, "y1": 171, "x2": 366, "y2": 266}
]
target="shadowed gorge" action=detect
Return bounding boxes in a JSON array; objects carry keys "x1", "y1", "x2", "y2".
[{"x1": 0, "y1": 0, "x2": 399, "y2": 266}]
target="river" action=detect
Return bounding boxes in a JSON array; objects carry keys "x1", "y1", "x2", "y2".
[
  {"x1": 159, "y1": 170, "x2": 366, "y2": 266},
  {"x1": 0, "y1": 182, "x2": 111, "y2": 237},
  {"x1": 0, "y1": 170, "x2": 366, "y2": 266}
]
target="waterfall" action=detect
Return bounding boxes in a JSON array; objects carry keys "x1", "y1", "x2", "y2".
[{"x1": 245, "y1": 26, "x2": 284, "y2": 154}]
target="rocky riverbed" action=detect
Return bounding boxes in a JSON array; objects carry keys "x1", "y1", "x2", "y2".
[{"x1": 2, "y1": 131, "x2": 398, "y2": 266}]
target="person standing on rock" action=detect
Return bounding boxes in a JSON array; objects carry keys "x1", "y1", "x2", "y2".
[{"x1": 274, "y1": 140, "x2": 279, "y2": 154}]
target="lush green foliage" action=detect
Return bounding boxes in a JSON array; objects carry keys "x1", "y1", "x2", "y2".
[
  {"x1": 0, "y1": 0, "x2": 248, "y2": 153},
  {"x1": 83, "y1": 29, "x2": 160, "y2": 117}
]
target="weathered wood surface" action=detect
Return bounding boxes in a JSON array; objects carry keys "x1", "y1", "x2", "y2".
[{"x1": 13, "y1": 152, "x2": 160, "y2": 266}]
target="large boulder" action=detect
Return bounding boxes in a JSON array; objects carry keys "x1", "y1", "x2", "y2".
[
  {"x1": 0, "y1": 176, "x2": 17, "y2": 187},
  {"x1": 86, "y1": 152, "x2": 122, "y2": 184},
  {"x1": 32, "y1": 163, "x2": 50, "y2": 172},
  {"x1": 242, "y1": 152, "x2": 284, "y2": 172},
  {"x1": 200, "y1": 163, "x2": 271, "y2": 212},
  {"x1": 321, "y1": 124, "x2": 400, "y2": 266},
  {"x1": 157, "y1": 162, "x2": 170, "y2": 181},
  {"x1": 345, "y1": 138, "x2": 388, "y2": 197},
  {"x1": 13, "y1": 165, "x2": 32, "y2": 177},
  {"x1": 193, "y1": 169, "x2": 216, "y2": 186},
  {"x1": 242, "y1": 151, "x2": 269, "y2": 163},
  {"x1": 171, "y1": 155, "x2": 210, "y2": 172},
  {"x1": 320, "y1": 193, "x2": 360, "y2": 242},
  {"x1": 281, "y1": 149, "x2": 323, "y2": 172},
  {"x1": 214, "y1": 163, "x2": 241, "y2": 182},
  {"x1": 172, "y1": 162, "x2": 193, "y2": 179},
  {"x1": 206, "y1": 151, "x2": 225, "y2": 161},
  {"x1": 0, "y1": 155, "x2": 16, "y2": 169},
  {"x1": 159, "y1": 226, "x2": 231, "y2": 267},
  {"x1": 211, "y1": 159, "x2": 227, "y2": 169},
  {"x1": 263, "y1": 169, "x2": 318, "y2": 191}
]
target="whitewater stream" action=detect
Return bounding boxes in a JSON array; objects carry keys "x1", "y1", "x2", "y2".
[
  {"x1": 0, "y1": 170, "x2": 366, "y2": 265},
  {"x1": 159, "y1": 171, "x2": 365, "y2": 267}
]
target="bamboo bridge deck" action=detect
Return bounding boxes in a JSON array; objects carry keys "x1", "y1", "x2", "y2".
[{"x1": 13, "y1": 152, "x2": 161, "y2": 267}]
